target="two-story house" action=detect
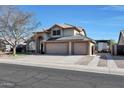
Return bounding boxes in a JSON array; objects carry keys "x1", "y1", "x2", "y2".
[{"x1": 26, "y1": 24, "x2": 95, "y2": 55}]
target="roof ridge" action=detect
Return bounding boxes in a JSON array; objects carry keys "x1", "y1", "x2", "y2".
[
  {"x1": 64, "y1": 23, "x2": 84, "y2": 28},
  {"x1": 63, "y1": 23, "x2": 75, "y2": 27}
]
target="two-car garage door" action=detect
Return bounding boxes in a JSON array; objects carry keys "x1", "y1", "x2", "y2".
[
  {"x1": 46, "y1": 42, "x2": 68, "y2": 55},
  {"x1": 45, "y1": 42, "x2": 88, "y2": 55}
]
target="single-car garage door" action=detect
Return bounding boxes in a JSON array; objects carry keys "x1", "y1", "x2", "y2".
[
  {"x1": 73, "y1": 42, "x2": 88, "y2": 55},
  {"x1": 45, "y1": 42, "x2": 68, "y2": 55}
]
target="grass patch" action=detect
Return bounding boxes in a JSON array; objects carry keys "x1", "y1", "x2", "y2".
[{"x1": 3, "y1": 52, "x2": 30, "y2": 59}]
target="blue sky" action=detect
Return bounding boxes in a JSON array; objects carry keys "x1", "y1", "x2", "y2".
[{"x1": 19, "y1": 5, "x2": 124, "y2": 42}]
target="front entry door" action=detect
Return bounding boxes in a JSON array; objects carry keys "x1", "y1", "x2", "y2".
[{"x1": 41, "y1": 43, "x2": 44, "y2": 54}]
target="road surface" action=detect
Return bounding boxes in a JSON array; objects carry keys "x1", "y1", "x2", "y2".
[{"x1": 0, "y1": 63, "x2": 124, "y2": 88}]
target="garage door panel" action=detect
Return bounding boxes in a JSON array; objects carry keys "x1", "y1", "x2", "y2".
[
  {"x1": 46, "y1": 43, "x2": 68, "y2": 55},
  {"x1": 73, "y1": 42, "x2": 88, "y2": 55}
]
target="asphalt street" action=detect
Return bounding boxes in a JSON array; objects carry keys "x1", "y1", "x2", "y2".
[{"x1": 0, "y1": 63, "x2": 124, "y2": 88}]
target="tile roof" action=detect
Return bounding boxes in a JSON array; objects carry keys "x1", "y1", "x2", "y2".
[
  {"x1": 56, "y1": 24, "x2": 85, "y2": 32},
  {"x1": 48, "y1": 35, "x2": 95, "y2": 43},
  {"x1": 56, "y1": 24, "x2": 73, "y2": 28},
  {"x1": 32, "y1": 23, "x2": 86, "y2": 35},
  {"x1": 46, "y1": 23, "x2": 85, "y2": 33}
]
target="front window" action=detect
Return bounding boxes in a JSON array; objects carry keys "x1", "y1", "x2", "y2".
[
  {"x1": 29, "y1": 41, "x2": 36, "y2": 50},
  {"x1": 52, "y1": 30, "x2": 61, "y2": 36}
]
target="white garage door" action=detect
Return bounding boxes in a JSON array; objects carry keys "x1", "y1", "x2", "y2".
[
  {"x1": 46, "y1": 42, "x2": 68, "y2": 55},
  {"x1": 73, "y1": 42, "x2": 88, "y2": 55}
]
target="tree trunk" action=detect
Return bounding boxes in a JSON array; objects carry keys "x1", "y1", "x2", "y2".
[{"x1": 13, "y1": 46, "x2": 16, "y2": 56}]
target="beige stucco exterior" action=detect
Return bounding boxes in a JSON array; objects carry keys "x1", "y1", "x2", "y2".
[
  {"x1": 74, "y1": 29, "x2": 85, "y2": 36},
  {"x1": 63, "y1": 29, "x2": 75, "y2": 37},
  {"x1": 26, "y1": 24, "x2": 95, "y2": 55},
  {"x1": 88, "y1": 42, "x2": 95, "y2": 55},
  {"x1": 50, "y1": 26, "x2": 84, "y2": 38}
]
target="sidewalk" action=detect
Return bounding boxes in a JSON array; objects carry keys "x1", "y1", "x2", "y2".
[{"x1": 0, "y1": 54, "x2": 124, "y2": 76}]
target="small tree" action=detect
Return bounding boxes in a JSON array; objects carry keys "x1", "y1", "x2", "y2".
[
  {"x1": 0, "y1": 6, "x2": 40, "y2": 56},
  {"x1": 110, "y1": 39, "x2": 117, "y2": 45}
]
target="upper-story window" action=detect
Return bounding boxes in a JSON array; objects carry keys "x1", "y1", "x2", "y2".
[{"x1": 52, "y1": 30, "x2": 61, "y2": 36}]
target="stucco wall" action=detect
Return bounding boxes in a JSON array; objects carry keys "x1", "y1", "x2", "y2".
[
  {"x1": 74, "y1": 30, "x2": 85, "y2": 36},
  {"x1": 79, "y1": 31, "x2": 85, "y2": 36},
  {"x1": 63, "y1": 29, "x2": 74, "y2": 37},
  {"x1": 28, "y1": 41, "x2": 36, "y2": 51},
  {"x1": 74, "y1": 30, "x2": 79, "y2": 35},
  {"x1": 50, "y1": 26, "x2": 78, "y2": 37},
  {"x1": 89, "y1": 42, "x2": 95, "y2": 55},
  {"x1": 43, "y1": 33, "x2": 49, "y2": 40}
]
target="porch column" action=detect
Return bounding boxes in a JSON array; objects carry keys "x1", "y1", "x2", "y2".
[
  {"x1": 35, "y1": 39, "x2": 37, "y2": 53},
  {"x1": 69, "y1": 42, "x2": 72, "y2": 55},
  {"x1": 88, "y1": 42, "x2": 91, "y2": 55}
]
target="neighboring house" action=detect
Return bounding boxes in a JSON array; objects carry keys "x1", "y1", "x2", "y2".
[
  {"x1": 0, "y1": 39, "x2": 6, "y2": 52},
  {"x1": 5, "y1": 45, "x2": 11, "y2": 52},
  {"x1": 96, "y1": 40, "x2": 111, "y2": 53},
  {"x1": 118, "y1": 31, "x2": 124, "y2": 45},
  {"x1": 0, "y1": 39, "x2": 12, "y2": 52},
  {"x1": 113, "y1": 31, "x2": 124, "y2": 55},
  {"x1": 26, "y1": 24, "x2": 95, "y2": 55}
]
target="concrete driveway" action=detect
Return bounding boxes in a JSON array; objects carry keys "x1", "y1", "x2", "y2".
[
  {"x1": 0, "y1": 55, "x2": 94, "y2": 65},
  {"x1": 17, "y1": 55, "x2": 84, "y2": 65},
  {"x1": 0, "y1": 54, "x2": 124, "y2": 76}
]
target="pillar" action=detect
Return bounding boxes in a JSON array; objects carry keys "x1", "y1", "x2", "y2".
[
  {"x1": 42, "y1": 41, "x2": 45, "y2": 53},
  {"x1": 88, "y1": 42, "x2": 91, "y2": 55},
  {"x1": 69, "y1": 42, "x2": 72, "y2": 55},
  {"x1": 35, "y1": 39, "x2": 37, "y2": 53}
]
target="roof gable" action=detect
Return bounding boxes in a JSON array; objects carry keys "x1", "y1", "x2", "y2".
[
  {"x1": 46, "y1": 24, "x2": 87, "y2": 36},
  {"x1": 47, "y1": 24, "x2": 74, "y2": 30},
  {"x1": 118, "y1": 31, "x2": 124, "y2": 45}
]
